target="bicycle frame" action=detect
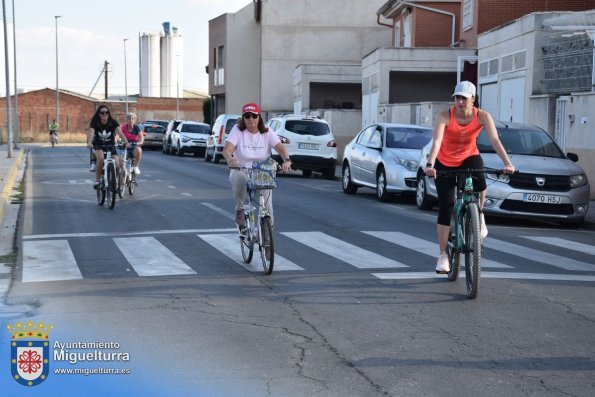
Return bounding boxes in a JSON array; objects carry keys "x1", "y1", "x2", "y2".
[
  {"x1": 117, "y1": 145, "x2": 137, "y2": 197},
  {"x1": 96, "y1": 148, "x2": 118, "y2": 209}
]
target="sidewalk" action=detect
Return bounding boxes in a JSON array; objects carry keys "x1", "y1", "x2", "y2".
[{"x1": 0, "y1": 144, "x2": 28, "y2": 318}]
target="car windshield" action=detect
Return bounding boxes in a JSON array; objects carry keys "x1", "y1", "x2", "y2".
[
  {"x1": 145, "y1": 120, "x2": 169, "y2": 129},
  {"x1": 477, "y1": 127, "x2": 565, "y2": 158},
  {"x1": 386, "y1": 127, "x2": 432, "y2": 149},
  {"x1": 285, "y1": 120, "x2": 330, "y2": 136},
  {"x1": 181, "y1": 124, "x2": 210, "y2": 134}
]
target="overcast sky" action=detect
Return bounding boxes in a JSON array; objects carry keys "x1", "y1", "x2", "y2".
[{"x1": 2, "y1": 0, "x2": 250, "y2": 96}]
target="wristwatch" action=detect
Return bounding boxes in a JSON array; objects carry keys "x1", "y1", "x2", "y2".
[
  {"x1": 284, "y1": 157, "x2": 292, "y2": 163},
  {"x1": 425, "y1": 162, "x2": 433, "y2": 168}
]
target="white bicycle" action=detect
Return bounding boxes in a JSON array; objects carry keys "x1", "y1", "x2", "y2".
[
  {"x1": 96, "y1": 147, "x2": 117, "y2": 209},
  {"x1": 235, "y1": 159, "x2": 278, "y2": 274},
  {"x1": 117, "y1": 144, "x2": 137, "y2": 198}
]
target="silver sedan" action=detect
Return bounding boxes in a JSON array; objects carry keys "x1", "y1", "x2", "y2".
[
  {"x1": 342, "y1": 123, "x2": 433, "y2": 201},
  {"x1": 415, "y1": 121, "x2": 590, "y2": 226}
]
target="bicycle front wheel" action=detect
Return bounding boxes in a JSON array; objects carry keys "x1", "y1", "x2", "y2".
[
  {"x1": 464, "y1": 203, "x2": 481, "y2": 298},
  {"x1": 259, "y1": 216, "x2": 274, "y2": 274},
  {"x1": 106, "y1": 162, "x2": 117, "y2": 209},
  {"x1": 128, "y1": 174, "x2": 136, "y2": 195},
  {"x1": 446, "y1": 220, "x2": 461, "y2": 282},
  {"x1": 96, "y1": 183, "x2": 105, "y2": 206},
  {"x1": 240, "y1": 212, "x2": 254, "y2": 263},
  {"x1": 117, "y1": 169, "x2": 125, "y2": 199}
]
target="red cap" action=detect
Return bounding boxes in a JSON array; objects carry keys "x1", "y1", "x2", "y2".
[{"x1": 242, "y1": 103, "x2": 260, "y2": 115}]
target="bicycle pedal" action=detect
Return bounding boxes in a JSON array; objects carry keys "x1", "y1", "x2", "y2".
[{"x1": 435, "y1": 270, "x2": 448, "y2": 275}]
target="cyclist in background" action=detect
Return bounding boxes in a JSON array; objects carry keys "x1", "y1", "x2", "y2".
[
  {"x1": 120, "y1": 112, "x2": 144, "y2": 174},
  {"x1": 222, "y1": 102, "x2": 292, "y2": 227},
  {"x1": 49, "y1": 119, "x2": 59, "y2": 144},
  {"x1": 86, "y1": 105, "x2": 130, "y2": 189},
  {"x1": 423, "y1": 81, "x2": 515, "y2": 274}
]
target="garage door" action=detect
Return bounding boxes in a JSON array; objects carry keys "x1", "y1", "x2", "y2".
[{"x1": 499, "y1": 77, "x2": 525, "y2": 123}]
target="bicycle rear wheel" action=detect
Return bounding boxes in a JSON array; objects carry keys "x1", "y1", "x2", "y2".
[
  {"x1": 240, "y1": 211, "x2": 254, "y2": 263},
  {"x1": 259, "y1": 216, "x2": 274, "y2": 274},
  {"x1": 106, "y1": 162, "x2": 116, "y2": 209},
  {"x1": 464, "y1": 203, "x2": 481, "y2": 298}
]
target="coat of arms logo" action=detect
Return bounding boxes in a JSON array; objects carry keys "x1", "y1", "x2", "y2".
[{"x1": 7, "y1": 320, "x2": 53, "y2": 386}]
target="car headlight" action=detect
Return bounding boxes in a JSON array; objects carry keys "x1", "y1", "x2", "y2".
[
  {"x1": 396, "y1": 158, "x2": 418, "y2": 171},
  {"x1": 486, "y1": 172, "x2": 511, "y2": 183},
  {"x1": 570, "y1": 173, "x2": 588, "y2": 188},
  {"x1": 181, "y1": 135, "x2": 192, "y2": 143}
]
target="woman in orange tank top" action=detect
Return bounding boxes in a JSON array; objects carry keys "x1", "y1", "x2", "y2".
[{"x1": 423, "y1": 81, "x2": 515, "y2": 274}]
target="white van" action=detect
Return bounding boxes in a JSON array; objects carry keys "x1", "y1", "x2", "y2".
[{"x1": 205, "y1": 114, "x2": 240, "y2": 163}]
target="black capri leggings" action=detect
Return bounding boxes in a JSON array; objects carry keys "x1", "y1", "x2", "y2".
[{"x1": 435, "y1": 155, "x2": 486, "y2": 226}]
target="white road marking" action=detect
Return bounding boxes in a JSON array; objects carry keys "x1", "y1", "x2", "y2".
[
  {"x1": 482, "y1": 239, "x2": 595, "y2": 271},
  {"x1": 282, "y1": 231, "x2": 408, "y2": 268},
  {"x1": 23, "y1": 228, "x2": 237, "y2": 240},
  {"x1": 363, "y1": 231, "x2": 513, "y2": 268},
  {"x1": 522, "y1": 236, "x2": 595, "y2": 256},
  {"x1": 113, "y1": 237, "x2": 196, "y2": 276},
  {"x1": 181, "y1": 192, "x2": 193, "y2": 197},
  {"x1": 372, "y1": 272, "x2": 595, "y2": 282},
  {"x1": 198, "y1": 233, "x2": 303, "y2": 271},
  {"x1": 201, "y1": 202, "x2": 235, "y2": 220},
  {"x1": 23, "y1": 240, "x2": 83, "y2": 283}
]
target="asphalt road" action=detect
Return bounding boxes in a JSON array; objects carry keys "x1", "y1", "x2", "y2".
[{"x1": 4, "y1": 146, "x2": 595, "y2": 396}]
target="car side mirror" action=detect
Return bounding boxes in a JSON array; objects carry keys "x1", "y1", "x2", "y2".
[{"x1": 566, "y1": 152, "x2": 579, "y2": 162}]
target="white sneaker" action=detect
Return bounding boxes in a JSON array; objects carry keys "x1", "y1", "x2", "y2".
[
  {"x1": 133, "y1": 166, "x2": 141, "y2": 175},
  {"x1": 436, "y1": 253, "x2": 450, "y2": 274},
  {"x1": 89, "y1": 163, "x2": 96, "y2": 172},
  {"x1": 480, "y1": 213, "x2": 488, "y2": 239}
]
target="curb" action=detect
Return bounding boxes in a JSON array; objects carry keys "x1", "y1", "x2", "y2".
[{"x1": 0, "y1": 149, "x2": 26, "y2": 223}]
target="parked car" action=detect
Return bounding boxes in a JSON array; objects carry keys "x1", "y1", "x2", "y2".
[
  {"x1": 266, "y1": 114, "x2": 337, "y2": 179},
  {"x1": 415, "y1": 120, "x2": 590, "y2": 226},
  {"x1": 205, "y1": 114, "x2": 240, "y2": 163},
  {"x1": 342, "y1": 123, "x2": 433, "y2": 201},
  {"x1": 140, "y1": 123, "x2": 166, "y2": 150},
  {"x1": 162, "y1": 119, "x2": 185, "y2": 154},
  {"x1": 169, "y1": 121, "x2": 211, "y2": 156},
  {"x1": 142, "y1": 119, "x2": 169, "y2": 131}
]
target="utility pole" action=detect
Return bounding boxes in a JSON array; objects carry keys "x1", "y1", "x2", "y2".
[
  {"x1": 104, "y1": 60, "x2": 109, "y2": 99},
  {"x1": 55, "y1": 15, "x2": 61, "y2": 137},
  {"x1": 2, "y1": 0, "x2": 13, "y2": 157},
  {"x1": 12, "y1": 0, "x2": 18, "y2": 149}
]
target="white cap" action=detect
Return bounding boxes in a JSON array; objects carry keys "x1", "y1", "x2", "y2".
[{"x1": 452, "y1": 81, "x2": 476, "y2": 98}]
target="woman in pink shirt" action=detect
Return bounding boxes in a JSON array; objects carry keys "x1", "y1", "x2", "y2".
[
  {"x1": 222, "y1": 102, "x2": 292, "y2": 227},
  {"x1": 120, "y1": 113, "x2": 144, "y2": 174}
]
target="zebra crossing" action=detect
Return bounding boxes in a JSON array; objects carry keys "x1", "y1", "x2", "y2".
[{"x1": 20, "y1": 229, "x2": 595, "y2": 283}]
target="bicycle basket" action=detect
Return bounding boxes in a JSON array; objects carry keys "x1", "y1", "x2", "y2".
[{"x1": 248, "y1": 159, "x2": 277, "y2": 189}]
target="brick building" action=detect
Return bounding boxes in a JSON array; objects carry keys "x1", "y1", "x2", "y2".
[{"x1": 0, "y1": 88, "x2": 205, "y2": 142}]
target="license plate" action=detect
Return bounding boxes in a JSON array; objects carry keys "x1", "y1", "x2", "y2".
[
  {"x1": 298, "y1": 143, "x2": 319, "y2": 150},
  {"x1": 523, "y1": 193, "x2": 562, "y2": 204}
]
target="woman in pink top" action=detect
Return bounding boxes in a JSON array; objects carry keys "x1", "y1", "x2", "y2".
[
  {"x1": 424, "y1": 81, "x2": 515, "y2": 274},
  {"x1": 120, "y1": 113, "x2": 144, "y2": 174},
  {"x1": 222, "y1": 103, "x2": 292, "y2": 227}
]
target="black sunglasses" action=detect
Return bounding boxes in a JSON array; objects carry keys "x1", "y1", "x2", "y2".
[
  {"x1": 243, "y1": 113, "x2": 258, "y2": 119},
  {"x1": 99, "y1": 110, "x2": 109, "y2": 115}
]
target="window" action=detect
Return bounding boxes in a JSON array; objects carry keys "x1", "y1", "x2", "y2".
[
  {"x1": 284, "y1": 120, "x2": 330, "y2": 136},
  {"x1": 462, "y1": 0, "x2": 473, "y2": 31},
  {"x1": 501, "y1": 51, "x2": 526, "y2": 73},
  {"x1": 394, "y1": 21, "x2": 401, "y2": 48},
  {"x1": 479, "y1": 58, "x2": 499, "y2": 78},
  {"x1": 214, "y1": 46, "x2": 225, "y2": 86}
]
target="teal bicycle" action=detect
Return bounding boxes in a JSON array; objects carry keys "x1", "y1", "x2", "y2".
[{"x1": 437, "y1": 168, "x2": 506, "y2": 299}]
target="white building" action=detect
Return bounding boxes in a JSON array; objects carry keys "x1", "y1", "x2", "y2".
[{"x1": 139, "y1": 22, "x2": 183, "y2": 98}]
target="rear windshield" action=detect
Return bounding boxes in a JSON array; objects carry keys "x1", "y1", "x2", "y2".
[
  {"x1": 285, "y1": 120, "x2": 330, "y2": 136},
  {"x1": 477, "y1": 127, "x2": 565, "y2": 158},
  {"x1": 143, "y1": 125, "x2": 165, "y2": 134},
  {"x1": 225, "y1": 118, "x2": 238, "y2": 134},
  {"x1": 386, "y1": 127, "x2": 432, "y2": 149},
  {"x1": 145, "y1": 120, "x2": 169, "y2": 130},
  {"x1": 181, "y1": 124, "x2": 210, "y2": 134}
]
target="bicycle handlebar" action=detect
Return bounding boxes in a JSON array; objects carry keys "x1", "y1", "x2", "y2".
[{"x1": 433, "y1": 167, "x2": 517, "y2": 177}]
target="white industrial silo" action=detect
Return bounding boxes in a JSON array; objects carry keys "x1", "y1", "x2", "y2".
[
  {"x1": 139, "y1": 32, "x2": 161, "y2": 97},
  {"x1": 159, "y1": 22, "x2": 183, "y2": 98}
]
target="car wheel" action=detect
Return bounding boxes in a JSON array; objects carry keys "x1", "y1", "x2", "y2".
[
  {"x1": 376, "y1": 168, "x2": 390, "y2": 202},
  {"x1": 213, "y1": 153, "x2": 221, "y2": 164},
  {"x1": 204, "y1": 149, "x2": 212, "y2": 162},
  {"x1": 177, "y1": 143, "x2": 183, "y2": 156},
  {"x1": 323, "y1": 167, "x2": 335, "y2": 180},
  {"x1": 302, "y1": 170, "x2": 313, "y2": 178},
  {"x1": 416, "y1": 174, "x2": 434, "y2": 210},
  {"x1": 166, "y1": 141, "x2": 172, "y2": 155},
  {"x1": 342, "y1": 163, "x2": 358, "y2": 194}
]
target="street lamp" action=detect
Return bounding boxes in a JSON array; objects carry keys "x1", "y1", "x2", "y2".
[
  {"x1": 2, "y1": 0, "x2": 13, "y2": 157},
  {"x1": 55, "y1": 16, "x2": 61, "y2": 135},
  {"x1": 11, "y1": 0, "x2": 18, "y2": 149},
  {"x1": 176, "y1": 54, "x2": 180, "y2": 119},
  {"x1": 123, "y1": 38, "x2": 128, "y2": 113}
]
